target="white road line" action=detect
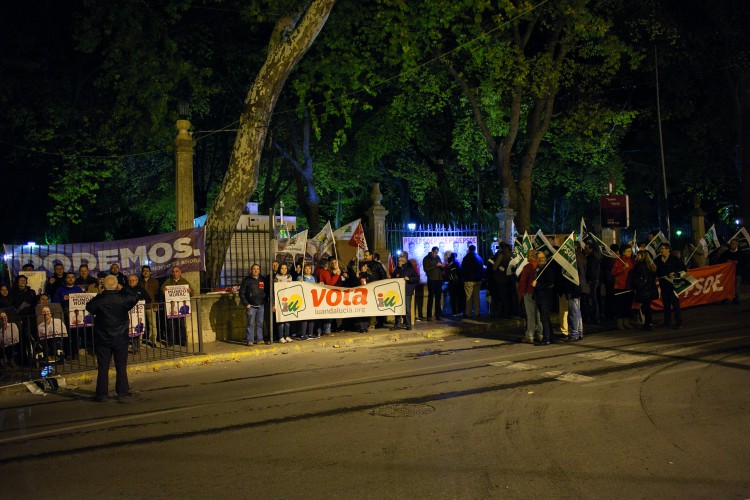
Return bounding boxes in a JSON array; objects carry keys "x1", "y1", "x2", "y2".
[
  {"x1": 488, "y1": 361, "x2": 536, "y2": 371},
  {"x1": 543, "y1": 371, "x2": 594, "y2": 383}
]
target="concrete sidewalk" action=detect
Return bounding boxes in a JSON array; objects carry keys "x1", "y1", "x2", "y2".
[{"x1": 0, "y1": 315, "x2": 527, "y2": 397}]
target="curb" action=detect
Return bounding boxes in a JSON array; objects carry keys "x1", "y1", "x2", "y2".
[{"x1": 0, "y1": 318, "x2": 521, "y2": 398}]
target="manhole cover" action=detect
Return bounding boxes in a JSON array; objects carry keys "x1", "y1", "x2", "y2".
[{"x1": 372, "y1": 403, "x2": 435, "y2": 417}]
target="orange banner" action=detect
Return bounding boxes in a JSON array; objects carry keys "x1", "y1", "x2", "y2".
[{"x1": 652, "y1": 262, "x2": 736, "y2": 310}]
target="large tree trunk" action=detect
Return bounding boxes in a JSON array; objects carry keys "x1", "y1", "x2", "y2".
[{"x1": 203, "y1": 0, "x2": 336, "y2": 288}]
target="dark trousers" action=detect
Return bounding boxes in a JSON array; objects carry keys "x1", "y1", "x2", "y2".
[
  {"x1": 448, "y1": 281, "x2": 465, "y2": 315},
  {"x1": 640, "y1": 299, "x2": 654, "y2": 326},
  {"x1": 584, "y1": 279, "x2": 600, "y2": 323},
  {"x1": 95, "y1": 342, "x2": 129, "y2": 398},
  {"x1": 426, "y1": 280, "x2": 443, "y2": 319},
  {"x1": 166, "y1": 317, "x2": 186, "y2": 346},
  {"x1": 660, "y1": 284, "x2": 682, "y2": 326},
  {"x1": 535, "y1": 289, "x2": 555, "y2": 342}
]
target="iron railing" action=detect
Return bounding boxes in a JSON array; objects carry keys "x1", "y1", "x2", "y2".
[{"x1": 0, "y1": 300, "x2": 203, "y2": 386}]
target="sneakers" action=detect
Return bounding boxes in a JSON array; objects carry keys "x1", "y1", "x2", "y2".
[{"x1": 279, "y1": 338, "x2": 287, "y2": 343}]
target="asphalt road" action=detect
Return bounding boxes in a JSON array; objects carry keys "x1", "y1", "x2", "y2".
[{"x1": 2, "y1": 303, "x2": 749, "y2": 499}]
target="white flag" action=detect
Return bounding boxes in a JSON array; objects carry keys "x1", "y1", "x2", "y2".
[
  {"x1": 552, "y1": 233, "x2": 579, "y2": 285},
  {"x1": 701, "y1": 224, "x2": 720, "y2": 253}
]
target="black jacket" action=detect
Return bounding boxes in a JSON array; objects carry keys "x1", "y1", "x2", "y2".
[
  {"x1": 461, "y1": 251, "x2": 485, "y2": 282},
  {"x1": 86, "y1": 287, "x2": 139, "y2": 348},
  {"x1": 239, "y1": 275, "x2": 269, "y2": 307},
  {"x1": 422, "y1": 253, "x2": 443, "y2": 281},
  {"x1": 655, "y1": 254, "x2": 686, "y2": 289},
  {"x1": 392, "y1": 263, "x2": 420, "y2": 296}
]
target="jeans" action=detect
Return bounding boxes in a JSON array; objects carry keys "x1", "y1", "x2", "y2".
[
  {"x1": 277, "y1": 322, "x2": 290, "y2": 339},
  {"x1": 523, "y1": 293, "x2": 541, "y2": 341},
  {"x1": 246, "y1": 305, "x2": 265, "y2": 343},
  {"x1": 567, "y1": 295, "x2": 582, "y2": 338}
]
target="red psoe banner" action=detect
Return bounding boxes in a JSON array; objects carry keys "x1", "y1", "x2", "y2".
[{"x1": 652, "y1": 262, "x2": 736, "y2": 310}]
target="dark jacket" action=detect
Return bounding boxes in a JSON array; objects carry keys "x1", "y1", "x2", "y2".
[
  {"x1": 461, "y1": 250, "x2": 485, "y2": 282},
  {"x1": 128, "y1": 284, "x2": 152, "y2": 304},
  {"x1": 422, "y1": 253, "x2": 443, "y2": 281},
  {"x1": 392, "y1": 262, "x2": 420, "y2": 296},
  {"x1": 86, "y1": 287, "x2": 139, "y2": 348},
  {"x1": 585, "y1": 251, "x2": 601, "y2": 282},
  {"x1": 655, "y1": 254, "x2": 687, "y2": 289},
  {"x1": 239, "y1": 275, "x2": 269, "y2": 307},
  {"x1": 11, "y1": 285, "x2": 37, "y2": 315},
  {"x1": 365, "y1": 260, "x2": 388, "y2": 281},
  {"x1": 632, "y1": 261, "x2": 658, "y2": 302}
]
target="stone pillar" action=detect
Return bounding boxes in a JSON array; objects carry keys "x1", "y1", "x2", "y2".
[
  {"x1": 691, "y1": 194, "x2": 706, "y2": 240},
  {"x1": 495, "y1": 188, "x2": 516, "y2": 243},
  {"x1": 366, "y1": 183, "x2": 389, "y2": 257},
  {"x1": 175, "y1": 117, "x2": 200, "y2": 294}
]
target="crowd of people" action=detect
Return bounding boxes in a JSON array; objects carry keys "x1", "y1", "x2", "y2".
[{"x1": 0, "y1": 262, "x2": 194, "y2": 371}]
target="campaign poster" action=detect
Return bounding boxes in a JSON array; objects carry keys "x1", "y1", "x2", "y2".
[
  {"x1": 274, "y1": 279, "x2": 406, "y2": 323},
  {"x1": 128, "y1": 300, "x2": 146, "y2": 338},
  {"x1": 68, "y1": 293, "x2": 97, "y2": 329},
  {"x1": 401, "y1": 236, "x2": 477, "y2": 282},
  {"x1": 165, "y1": 285, "x2": 191, "y2": 319},
  {"x1": 19, "y1": 271, "x2": 47, "y2": 297}
]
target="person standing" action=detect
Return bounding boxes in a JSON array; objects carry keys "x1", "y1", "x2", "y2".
[
  {"x1": 611, "y1": 245, "x2": 635, "y2": 330},
  {"x1": 583, "y1": 243, "x2": 601, "y2": 324},
  {"x1": 138, "y1": 265, "x2": 160, "y2": 346},
  {"x1": 655, "y1": 243, "x2": 687, "y2": 329},
  {"x1": 517, "y1": 250, "x2": 540, "y2": 344},
  {"x1": 445, "y1": 252, "x2": 464, "y2": 316},
  {"x1": 85, "y1": 275, "x2": 139, "y2": 402},
  {"x1": 274, "y1": 263, "x2": 293, "y2": 343},
  {"x1": 239, "y1": 264, "x2": 268, "y2": 345},
  {"x1": 532, "y1": 251, "x2": 555, "y2": 345},
  {"x1": 718, "y1": 238, "x2": 747, "y2": 304},
  {"x1": 160, "y1": 266, "x2": 194, "y2": 346},
  {"x1": 391, "y1": 253, "x2": 419, "y2": 330},
  {"x1": 461, "y1": 244, "x2": 484, "y2": 318},
  {"x1": 109, "y1": 263, "x2": 128, "y2": 287},
  {"x1": 75, "y1": 264, "x2": 98, "y2": 288},
  {"x1": 632, "y1": 250, "x2": 658, "y2": 330},
  {"x1": 423, "y1": 246, "x2": 444, "y2": 321},
  {"x1": 44, "y1": 262, "x2": 66, "y2": 298}
]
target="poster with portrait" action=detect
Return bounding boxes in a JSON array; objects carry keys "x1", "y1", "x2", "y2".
[
  {"x1": 164, "y1": 285, "x2": 191, "y2": 319},
  {"x1": 0, "y1": 307, "x2": 21, "y2": 348},
  {"x1": 128, "y1": 300, "x2": 146, "y2": 338},
  {"x1": 18, "y1": 271, "x2": 47, "y2": 297},
  {"x1": 68, "y1": 293, "x2": 96, "y2": 329},
  {"x1": 401, "y1": 236, "x2": 477, "y2": 282}
]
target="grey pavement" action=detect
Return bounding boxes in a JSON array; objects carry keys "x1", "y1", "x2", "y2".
[{"x1": 3, "y1": 281, "x2": 747, "y2": 398}]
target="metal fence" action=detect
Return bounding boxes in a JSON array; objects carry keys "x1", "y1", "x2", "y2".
[
  {"x1": 0, "y1": 301, "x2": 203, "y2": 386},
  {"x1": 385, "y1": 222, "x2": 497, "y2": 264}
]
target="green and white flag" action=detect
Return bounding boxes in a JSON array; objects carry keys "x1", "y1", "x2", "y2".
[
  {"x1": 701, "y1": 224, "x2": 720, "y2": 253},
  {"x1": 583, "y1": 231, "x2": 619, "y2": 259},
  {"x1": 579, "y1": 218, "x2": 587, "y2": 246},
  {"x1": 533, "y1": 230, "x2": 556, "y2": 259},
  {"x1": 730, "y1": 227, "x2": 750, "y2": 253},
  {"x1": 667, "y1": 272, "x2": 699, "y2": 297},
  {"x1": 552, "y1": 233, "x2": 579, "y2": 285},
  {"x1": 646, "y1": 231, "x2": 670, "y2": 258},
  {"x1": 509, "y1": 231, "x2": 533, "y2": 276}
]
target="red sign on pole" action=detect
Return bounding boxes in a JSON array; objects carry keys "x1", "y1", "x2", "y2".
[{"x1": 600, "y1": 195, "x2": 629, "y2": 228}]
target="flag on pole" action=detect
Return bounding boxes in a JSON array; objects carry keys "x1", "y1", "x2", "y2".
[
  {"x1": 552, "y1": 233, "x2": 580, "y2": 285},
  {"x1": 730, "y1": 227, "x2": 750, "y2": 252},
  {"x1": 349, "y1": 222, "x2": 368, "y2": 259},
  {"x1": 281, "y1": 229, "x2": 307, "y2": 256},
  {"x1": 307, "y1": 221, "x2": 335, "y2": 258},
  {"x1": 583, "y1": 232, "x2": 619, "y2": 259},
  {"x1": 646, "y1": 231, "x2": 670, "y2": 258},
  {"x1": 663, "y1": 272, "x2": 699, "y2": 297},
  {"x1": 532, "y1": 230, "x2": 556, "y2": 259},
  {"x1": 579, "y1": 218, "x2": 587, "y2": 246},
  {"x1": 508, "y1": 231, "x2": 532, "y2": 276},
  {"x1": 701, "y1": 224, "x2": 720, "y2": 254}
]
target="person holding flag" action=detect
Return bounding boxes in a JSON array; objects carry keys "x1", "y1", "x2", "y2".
[
  {"x1": 532, "y1": 251, "x2": 556, "y2": 345},
  {"x1": 718, "y1": 238, "x2": 747, "y2": 304},
  {"x1": 611, "y1": 245, "x2": 635, "y2": 330},
  {"x1": 655, "y1": 243, "x2": 687, "y2": 328}
]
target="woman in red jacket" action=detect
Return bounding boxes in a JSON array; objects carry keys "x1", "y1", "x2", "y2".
[{"x1": 610, "y1": 244, "x2": 635, "y2": 330}]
